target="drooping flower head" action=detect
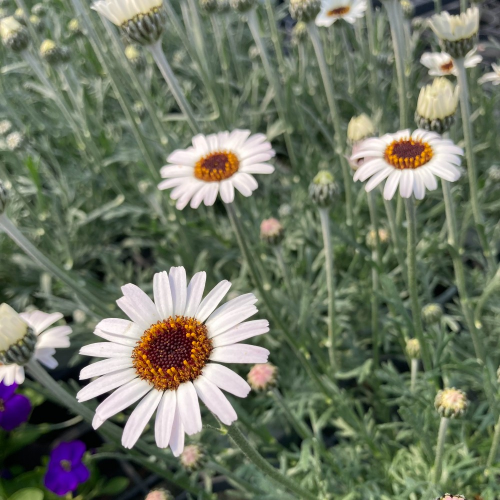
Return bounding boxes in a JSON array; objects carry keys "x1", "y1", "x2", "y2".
[
  {"x1": 289, "y1": 0, "x2": 321, "y2": 23},
  {"x1": 247, "y1": 363, "x2": 277, "y2": 390},
  {"x1": 420, "y1": 49, "x2": 482, "y2": 77},
  {"x1": 158, "y1": 130, "x2": 275, "y2": 210},
  {"x1": 478, "y1": 63, "x2": 500, "y2": 86},
  {"x1": 316, "y1": 0, "x2": 367, "y2": 27},
  {"x1": 352, "y1": 129, "x2": 463, "y2": 200},
  {"x1": 44, "y1": 441, "x2": 90, "y2": 496},
  {"x1": 92, "y1": 0, "x2": 167, "y2": 45},
  {"x1": 0, "y1": 304, "x2": 72, "y2": 386},
  {"x1": 428, "y1": 6, "x2": 479, "y2": 58},
  {"x1": 77, "y1": 268, "x2": 269, "y2": 455},
  {"x1": 435, "y1": 388, "x2": 469, "y2": 419},
  {"x1": 260, "y1": 218, "x2": 284, "y2": 246},
  {"x1": 0, "y1": 16, "x2": 29, "y2": 52},
  {"x1": 0, "y1": 381, "x2": 31, "y2": 431}
]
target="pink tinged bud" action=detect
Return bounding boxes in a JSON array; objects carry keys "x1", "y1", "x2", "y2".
[{"x1": 247, "y1": 363, "x2": 277, "y2": 390}]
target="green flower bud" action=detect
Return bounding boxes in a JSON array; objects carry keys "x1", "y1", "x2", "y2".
[
  {"x1": 406, "y1": 338, "x2": 420, "y2": 359},
  {"x1": 230, "y1": 0, "x2": 257, "y2": 13},
  {"x1": 309, "y1": 170, "x2": 339, "y2": 208},
  {"x1": 422, "y1": 303, "x2": 443, "y2": 325},
  {"x1": 434, "y1": 388, "x2": 468, "y2": 419},
  {"x1": 0, "y1": 16, "x2": 29, "y2": 52}
]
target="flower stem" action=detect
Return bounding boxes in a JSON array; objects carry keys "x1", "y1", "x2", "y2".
[
  {"x1": 487, "y1": 414, "x2": 500, "y2": 469},
  {"x1": 0, "y1": 214, "x2": 111, "y2": 318},
  {"x1": 410, "y1": 358, "x2": 418, "y2": 392},
  {"x1": 223, "y1": 423, "x2": 317, "y2": 500},
  {"x1": 433, "y1": 416, "x2": 449, "y2": 484},
  {"x1": 319, "y1": 207, "x2": 337, "y2": 370},
  {"x1": 148, "y1": 40, "x2": 201, "y2": 134},
  {"x1": 454, "y1": 57, "x2": 495, "y2": 273},
  {"x1": 273, "y1": 245, "x2": 295, "y2": 300},
  {"x1": 271, "y1": 388, "x2": 312, "y2": 440},
  {"x1": 434, "y1": 0, "x2": 442, "y2": 13},
  {"x1": 404, "y1": 197, "x2": 432, "y2": 372}
]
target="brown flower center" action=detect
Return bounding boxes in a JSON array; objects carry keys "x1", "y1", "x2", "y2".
[
  {"x1": 327, "y1": 6, "x2": 350, "y2": 16},
  {"x1": 194, "y1": 151, "x2": 239, "y2": 182},
  {"x1": 132, "y1": 317, "x2": 212, "y2": 391},
  {"x1": 440, "y1": 61, "x2": 454, "y2": 73},
  {"x1": 385, "y1": 139, "x2": 433, "y2": 169}
]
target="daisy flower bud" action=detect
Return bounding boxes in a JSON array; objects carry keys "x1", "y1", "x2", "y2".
[
  {"x1": 180, "y1": 444, "x2": 204, "y2": 470},
  {"x1": 40, "y1": 39, "x2": 70, "y2": 65},
  {"x1": 415, "y1": 77, "x2": 459, "y2": 134},
  {"x1": 429, "y1": 6, "x2": 479, "y2": 59},
  {"x1": 14, "y1": 8, "x2": 27, "y2": 24},
  {"x1": 67, "y1": 18, "x2": 83, "y2": 37},
  {"x1": 200, "y1": 0, "x2": 218, "y2": 13},
  {"x1": 260, "y1": 218, "x2": 284, "y2": 246},
  {"x1": 217, "y1": 0, "x2": 231, "y2": 14},
  {"x1": 31, "y1": 3, "x2": 47, "y2": 17},
  {"x1": 291, "y1": 21, "x2": 308, "y2": 46},
  {"x1": 435, "y1": 388, "x2": 468, "y2": 419},
  {"x1": 406, "y1": 338, "x2": 420, "y2": 359},
  {"x1": 0, "y1": 16, "x2": 29, "y2": 52},
  {"x1": 6, "y1": 131, "x2": 26, "y2": 152},
  {"x1": 0, "y1": 120, "x2": 12, "y2": 136},
  {"x1": 289, "y1": 0, "x2": 321, "y2": 23},
  {"x1": 347, "y1": 113, "x2": 375, "y2": 144},
  {"x1": 309, "y1": 170, "x2": 339, "y2": 207},
  {"x1": 125, "y1": 44, "x2": 145, "y2": 71},
  {"x1": 247, "y1": 363, "x2": 278, "y2": 391},
  {"x1": 145, "y1": 490, "x2": 173, "y2": 500},
  {"x1": 366, "y1": 228, "x2": 389, "y2": 249},
  {"x1": 422, "y1": 303, "x2": 443, "y2": 325},
  {"x1": 436, "y1": 495, "x2": 467, "y2": 500},
  {"x1": 400, "y1": 0, "x2": 414, "y2": 19},
  {"x1": 0, "y1": 180, "x2": 8, "y2": 214},
  {"x1": 230, "y1": 0, "x2": 257, "y2": 12},
  {"x1": 29, "y1": 15, "x2": 45, "y2": 32}
]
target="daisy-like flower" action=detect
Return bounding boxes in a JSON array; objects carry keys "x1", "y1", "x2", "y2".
[
  {"x1": 478, "y1": 63, "x2": 500, "y2": 86},
  {"x1": 352, "y1": 129, "x2": 463, "y2": 200},
  {"x1": 0, "y1": 304, "x2": 72, "y2": 386},
  {"x1": 0, "y1": 16, "x2": 28, "y2": 52},
  {"x1": 420, "y1": 49, "x2": 481, "y2": 77},
  {"x1": 158, "y1": 130, "x2": 275, "y2": 210},
  {"x1": 316, "y1": 0, "x2": 367, "y2": 27},
  {"x1": 77, "y1": 268, "x2": 269, "y2": 455}
]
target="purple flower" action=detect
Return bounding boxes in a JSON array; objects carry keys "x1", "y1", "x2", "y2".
[
  {"x1": 0, "y1": 381, "x2": 31, "y2": 431},
  {"x1": 44, "y1": 441, "x2": 90, "y2": 496}
]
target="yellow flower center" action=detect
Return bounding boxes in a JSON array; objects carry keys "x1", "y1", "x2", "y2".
[
  {"x1": 327, "y1": 6, "x2": 350, "y2": 16},
  {"x1": 132, "y1": 317, "x2": 213, "y2": 391},
  {"x1": 384, "y1": 139, "x2": 433, "y2": 169},
  {"x1": 194, "y1": 151, "x2": 239, "y2": 182},
  {"x1": 440, "y1": 61, "x2": 454, "y2": 73},
  {"x1": 60, "y1": 460, "x2": 72, "y2": 472}
]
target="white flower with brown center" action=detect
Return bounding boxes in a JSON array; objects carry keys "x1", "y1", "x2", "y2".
[
  {"x1": 77, "y1": 268, "x2": 269, "y2": 455},
  {"x1": 478, "y1": 63, "x2": 500, "y2": 86},
  {"x1": 316, "y1": 0, "x2": 367, "y2": 26},
  {"x1": 420, "y1": 49, "x2": 481, "y2": 77},
  {"x1": 158, "y1": 130, "x2": 275, "y2": 210},
  {"x1": 352, "y1": 129, "x2": 463, "y2": 200},
  {"x1": 0, "y1": 304, "x2": 71, "y2": 386}
]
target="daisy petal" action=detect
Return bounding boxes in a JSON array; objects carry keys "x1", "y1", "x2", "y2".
[
  {"x1": 193, "y1": 375, "x2": 237, "y2": 425},
  {"x1": 176, "y1": 382, "x2": 202, "y2": 436},
  {"x1": 202, "y1": 363, "x2": 251, "y2": 397},
  {"x1": 210, "y1": 344, "x2": 270, "y2": 364},
  {"x1": 155, "y1": 390, "x2": 176, "y2": 448}
]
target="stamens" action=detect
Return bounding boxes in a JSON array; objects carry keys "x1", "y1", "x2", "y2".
[{"x1": 384, "y1": 139, "x2": 433, "y2": 169}]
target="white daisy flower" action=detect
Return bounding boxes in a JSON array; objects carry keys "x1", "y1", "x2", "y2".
[
  {"x1": 0, "y1": 303, "x2": 72, "y2": 386},
  {"x1": 158, "y1": 130, "x2": 275, "y2": 210},
  {"x1": 352, "y1": 129, "x2": 463, "y2": 200},
  {"x1": 478, "y1": 63, "x2": 500, "y2": 86},
  {"x1": 77, "y1": 268, "x2": 270, "y2": 455},
  {"x1": 420, "y1": 48, "x2": 482, "y2": 77},
  {"x1": 316, "y1": 0, "x2": 367, "y2": 27}
]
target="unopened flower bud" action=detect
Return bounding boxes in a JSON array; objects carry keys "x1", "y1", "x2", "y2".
[
  {"x1": 309, "y1": 170, "x2": 339, "y2": 207},
  {"x1": 180, "y1": 444, "x2": 204, "y2": 470},
  {"x1": 289, "y1": 0, "x2": 321, "y2": 22},
  {"x1": 292, "y1": 21, "x2": 308, "y2": 46},
  {"x1": 400, "y1": 0, "x2": 414, "y2": 18},
  {"x1": 366, "y1": 228, "x2": 389, "y2": 249},
  {"x1": 248, "y1": 363, "x2": 278, "y2": 391},
  {"x1": 0, "y1": 180, "x2": 8, "y2": 214},
  {"x1": 0, "y1": 120, "x2": 12, "y2": 136},
  {"x1": 217, "y1": 0, "x2": 231, "y2": 13},
  {"x1": 125, "y1": 44, "x2": 145, "y2": 70},
  {"x1": 40, "y1": 39, "x2": 70, "y2": 65},
  {"x1": 260, "y1": 218, "x2": 284, "y2": 246},
  {"x1": 435, "y1": 388, "x2": 468, "y2": 419},
  {"x1": 435, "y1": 495, "x2": 467, "y2": 500},
  {"x1": 347, "y1": 114, "x2": 375, "y2": 144},
  {"x1": 406, "y1": 338, "x2": 420, "y2": 359},
  {"x1": 200, "y1": 0, "x2": 218, "y2": 13},
  {"x1": 422, "y1": 303, "x2": 443, "y2": 325},
  {"x1": 67, "y1": 18, "x2": 83, "y2": 36},
  {"x1": 230, "y1": 0, "x2": 257, "y2": 13},
  {"x1": 31, "y1": 3, "x2": 47, "y2": 16},
  {"x1": 0, "y1": 16, "x2": 29, "y2": 52},
  {"x1": 14, "y1": 8, "x2": 27, "y2": 23},
  {"x1": 133, "y1": 100, "x2": 146, "y2": 118},
  {"x1": 488, "y1": 165, "x2": 500, "y2": 183},
  {"x1": 145, "y1": 489, "x2": 173, "y2": 500},
  {"x1": 6, "y1": 131, "x2": 26, "y2": 151},
  {"x1": 29, "y1": 15, "x2": 44, "y2": 32}
]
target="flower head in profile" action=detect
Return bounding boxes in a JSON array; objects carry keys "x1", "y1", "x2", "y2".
[
  {"x1": 352, "y1": 129, "x2": 463, "y2": 200},
  {"x1": 0, "y1": 16, "x2": 29, "y2": 52},
  {"x1": 0, "y1": 304, "x2": 72, "y2": 386},
  {"x1": 478, "y1": 63, "x2": 500, "y2": 86},
  {"x1": 77, "y1": 268, "x2": 269, "y2": 455},
  {"x1": 0, "y1": 381, "x2": 31, "y2": 430},
  {"x1": 44, "y1": 441, "x2": 90, "y2": 496},
  {"x1": 420, "y1": 49, "x2": 481, "y2": 77},
  {"x1": 158, "y1": 130, "x2": 275, "y2": 209},
  {"x1": 316, "y1": 0, "x2": 367, "y2": 27}
]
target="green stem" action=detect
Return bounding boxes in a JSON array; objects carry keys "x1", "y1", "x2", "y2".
[
  {"x1": 460, "y1": 0, "x2": 467, "y2": 12},
  {"x1": 0, "y1": 214, "x2": 111, "y2": 318},
  {"x1": 410, "y1": 358, "x2": 418, "y2": 392},
  {"x1": 404, "y1": 197, "x2": 432, "y2": 372},
  {"x1": 264, "y1": 0, "x2": 287, "y2": 77},
  {"x1": 434, "y1": 0, "x2": 442, "y2": 13},
  {"x1": 341, "y1": 24, "x2": 355, "y2": 95},
  {"x1": 319, "y1": 207, "x2": 337, "y2": 370},
  {"x1": 383, "y1": 197, "x2": 408, "y2": 283},
  {"x1": 433, "y1": 416, "x2": 449, "y2": 484},
  {"x1": 273, "y1": 245, "x2": 295, "y2": 300},
  {"x1": 224, "y1": 424, "x2": 317, "y2": 500},
  {"x1": 487, "y1": 414, "x2": 500, "y2": 469},
  {"x1": 271, "y1": 388, "x2": 312, "y2": 440},
  {"x1": 475, "y1": 267, "x2": 500, "y2": 327}
]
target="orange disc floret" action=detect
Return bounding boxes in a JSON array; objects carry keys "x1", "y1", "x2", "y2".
[
  {"x1": 132, "y1": 316, "x2": 213, "y2": 391},
  {"x1": 384, "y1": 139, "x2": 433, "y2": 170},
  {"x1": 194, "y1": 151, "x2": 239, "y2": 182}
]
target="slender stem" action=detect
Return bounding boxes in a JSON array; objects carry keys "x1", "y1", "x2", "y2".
[
  {"x1": 433, "y1": 417, "x2": 449, "y2": 484},
  {"x1": 434, "y1": 0, "x2": 442, "y2": 13},
  {"x1": 383, "y1": 197, "x2": 408, "y2": 284},
  {"x1": 0, "y1": 214, "x2": 111, "y2": 318},
  {"x1": 454, "y1": 57, "x2": 495, "y2": 272},
  {"x1": 487, "y1": 414, "x2": 500, "y2": 469},
  {"x1": 404, "y1": 197, "x2": 432, "y2": 372},
  {"x1": 341, "y1": 25, "x2": 355, "y2": 95},
  {"x1": 460, "y1": 0, "x2": 467, "y2": 12},
  {"x1": 307, "y1": 23, "x2": 355, "y2": 234},
  {"x1": 264, "y1": 0, "x2": 287, "y2": 77},
  {"x1": 211, "y1": 14, "x2": 231, "y2": 102},
  {"x1": 319, "y1": 208, "x2": 337, "y2": 370},
  {"x1": 148, "y1": 40, "x2": 201, "y2": 134},
  {"x1": 273, "y1": 245, "x2": 295, "y2": 300},
  {"x1": 410, "y1": 358, "x2": 418, "y2": 392},
  {"x1": 271, "y1": 388, "x2": 312, "y2": 440},
  {"x1": 475, "y1": 267, "x2": 500, "y2": 327},
  {"x1": 223, "y1": 424, "x2": 317, "y2": 500}
]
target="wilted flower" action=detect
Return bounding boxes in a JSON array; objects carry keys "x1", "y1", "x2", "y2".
[
  {"x1": 44, "y1": 441, "x2": 90, "y2": 496},
  {"x1": 0, "y1": 304, "x2": 72, "y2": 386},
  {"x1": 347, "y1": 113, "x2": 375, "y2": 144},
  {"x1": 180, "y1": 444, "x2": 204, "y2": 469},
  {"x1": 0, "y1": 16, "x2": 29, "y2": 52},
  {"x1": 289, "y1": 0, "x2": 321, "y2": 23},
  {"x1": 429, "y1": 6, "x2": 479, "y2": 58},
  {"x1": 366, "y1": 228, "x2": 389, "y2": 249},
  {"x1": 260, "y1": 218, "x2": 284, "y2": 246},
  {"x1": 406, "y1": 338, "x2": 420, "y2": 359},
  {"x1": 309, "y1": 170, "x2": 339, "y2": 207},
  {"x1": 422, "y1": 303, "x2": 443, "y2": 324},
  {"x1": 77, "y1": 268, "x2": 266, "y2": 455},
  {"x1": 0, "y1": 381, "x2": 31, "y2": 431},
  {"x1": 420, "y1": 49, "x2": 481, "y2": 77},
  {"x1": 316, "y1": 0, "x2": 367, "y2": 27},
  {"x1": 435, "y1": 388, "x2": 469, "y2": 419},
  {"x1": 352, "y1": 129, "x2": 463, "y2": 200},
  {"x1": 248, "y1": 363, "x2": 277, "y2": 391},
  {"x1": 415, "y1": 78, "x2": 459, "y2": 134},
  {"x1": 478, "y1": 63, "x2": 500, "y2": 86},
  {"x1": 6, "y1": 131, "x2": 26, "y2": 151},
  {"x1": 125, "y1": 44, "x2": 145, "y2": 70},
  {"x1": 230, "y1": 0, "x2": 257, "y2": 12},
  {"x1": 0, "y1": 120, "x2": 12, "y2": 136}
]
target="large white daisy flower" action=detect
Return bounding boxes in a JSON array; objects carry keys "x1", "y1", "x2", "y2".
[
  {"x1": 92, "y1": 0, "x2": 162, "y2": 26},
  {"x1": 352, "y1": 129, "x2": 463, "y2": 200},
  {"x1": 420, "y1": 49, "x2": 482, "y2": 77},
  {"x1": 77, "y1": 268, "x2": 270, "y2": 455},
  {"x1": 428, "y1": 6, "x2": 479, "y2": 43},
  {"x1": 315, "y1": 0, "x2": 367, "y2": 27},
  {"x1": 158, "y1": 130, "x2": 275, "y2": 210},
  {"x1": 478, "y1": 63, "x2": 500, "y2": 86},
  {"x1": 0, "y1": 303, "x2": 72, "y2": 386}
]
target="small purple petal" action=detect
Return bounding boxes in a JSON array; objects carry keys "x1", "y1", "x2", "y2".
[
  {"x1": 72, "y1": 463, "x2": 90, "y2": 483},
  {"x1": 44, "y1": 465, "x2": 75, "y2": 496},
  {"x1": 0, "y1": 394, "x2": 31, "y2": 431},
  {"x1": 68, "y1": 440, "x2": 86, "y2": 465},
  {"x1": 0, "y1": 382, "x2": 18, "y2": 400}
]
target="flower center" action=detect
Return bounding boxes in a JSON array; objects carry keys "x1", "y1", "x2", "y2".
[
  {"x1": 440, "y1": 61, "x2": 454, "y2": 73},
  {"x1": 194, "y1": 151, "x2": 239, "y2": 182},
  {"x1": 384, "y1": 139, "x2": 433, "y2": 169},
  {"x1": 0, "y1": 399, "x2": 4, "y2": 412},
  {"x1": 327, "y1": 6, "x2": 350, "y2": 16},
  {"x1": 132, "y1": 316, "x2": 212, "y2": 391},
  {"x1": 60, "y1": 460, "x2": 72, "y2": 472}
]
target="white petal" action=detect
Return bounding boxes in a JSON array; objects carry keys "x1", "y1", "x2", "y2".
[
  {"x1": 210, "y1": 344, "x2": 270, "y2": 364},
  {"x1": 166, "y1": 150, "x2": 199, "y2": 166},
  {"x1": 94, "y1": 329, "x2": 138, "y2": 347},
  {"x1": 195, "y1": 280, "x2": 232, "y2": 322},
  {"x1": 203, "y1": 184, "x2": 219, "y2": 206},
  {"x1": 169, "y1": 405, "x2": 185, "y2": 457},
  {"x1": 160, "y1": 165, "x2": 194, "y2": 178},
  {"x1": 211, "y1": 319, "x2": 269, "y2": 346},
  {"x1": 20, "y1": 311, "x2": 63, "y2": 334},
  {"x1": 383, "y1": 170, "x2": 401, "y2": 200},
  {"x1": 202, "y1": 363, "x2": 251, "y2": 397},
  {"x1": 176, "y1": 382, "x2": 202, "y2": 435},
  {"x1": 79, "y1": 342, "x2": 133, "y2": 358},
  {"x1": 184, "y1": 272, "x2": 207, "y2": 318},
  {"x1": 121, "y1": 284, "x2": 160, "y2": 325},
  {"x1": 220, "y1": 181, "x2": 235, "y2": 204},
  {"x1": 153, "y1": 271, "x2": 174, "y2": 320},
  {"x1": 77, "y1": 368, "x2": 137, "y2": 402},
  {"x1": 365, "y1": 166, "x2": 393, "y2": 192},
  {"x1": 206, "y1": 306, "x2": 258, "y2": 338},
  {"x1": 96, "y1": 319, "x2": 142, "y2": 338},
  {"x1": 205, "y1": 293, "x2": 257, "y2": 323},
  {"x1": 413, "y1": 171, "x2": 426, "y2": 200},
  {"x1": 193, "y1": 375, "x2": 237, "y2": 425},
  {"x1": 399, "y1": 170, "x2": 414, "y2": 198},
  {"x1": 420, "y1": 167, "x2": 438, "y2": 191},
  {"x1": 240, "y1": 163, "x2": 275, "y2": 175},
  {"x1": 169, "y1": 266, "x2": 187, "y2": 316},
  {"x1": 155, "y1": 390, "x2": 177, "y2": 448},
  {"x1": 80, "y1": 357, "x2": 133, "y2": 380}
]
